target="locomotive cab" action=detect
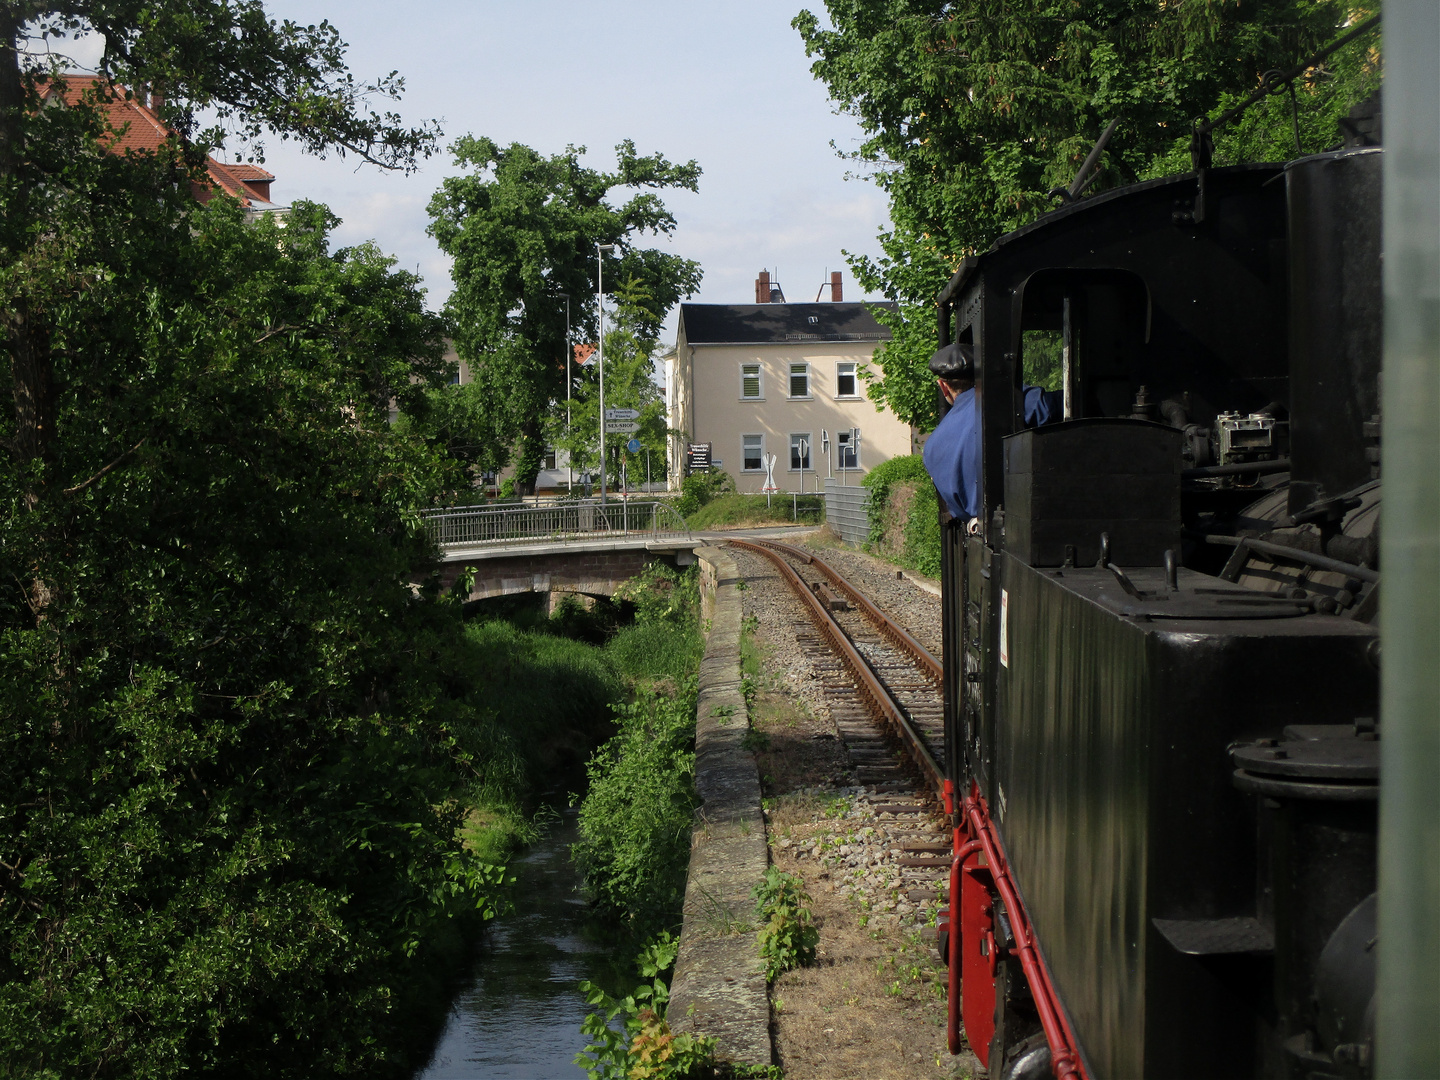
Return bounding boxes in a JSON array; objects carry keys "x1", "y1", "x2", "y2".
[{"x1": 937, "y1": 153, "x2": 1382, "y2": 1080}]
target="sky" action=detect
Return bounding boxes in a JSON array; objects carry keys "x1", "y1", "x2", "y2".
[{"x1": 58, "y1": 1, "x2": 894, "y2": 344}]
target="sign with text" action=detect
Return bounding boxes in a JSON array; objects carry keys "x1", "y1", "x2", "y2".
[
  {"x1": 604, "y1": 407, "x2": 640, "y2": 421},
  {"x1": 686, "y1": 442, "x2": 712, "y2": 472},
  {"x1": 604, "y1": 420, "x2": 640, "y2": 433}
]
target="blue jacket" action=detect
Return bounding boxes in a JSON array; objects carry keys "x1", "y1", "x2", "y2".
[{"x1": 922, "y1": 386, "x2": 1061, "y2": 520}]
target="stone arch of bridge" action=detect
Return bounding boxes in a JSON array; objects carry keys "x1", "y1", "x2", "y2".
[{"x1": 435, "y1": 546, "x2": 696, "y2": 610}]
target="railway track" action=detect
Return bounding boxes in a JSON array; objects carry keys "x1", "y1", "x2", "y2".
[{"x1": 727, "y1": 538, "x2": 952, "y2": 900}]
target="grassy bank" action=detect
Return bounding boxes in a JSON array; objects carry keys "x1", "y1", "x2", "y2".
[{"x1": 688, "y1": 492, "x2": 824, "y2": 531}]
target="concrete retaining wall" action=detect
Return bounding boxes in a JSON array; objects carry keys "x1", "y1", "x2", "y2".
[{"x1": 668, "y1": 546, "x2": 773, "y2": 1067}]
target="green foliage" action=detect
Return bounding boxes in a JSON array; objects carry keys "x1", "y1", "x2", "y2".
[
  {"x1": 556, "y1": 279, "x2": 676, "y2": 490},
  {"x1": 575, "y1": 933, "x2": 716, "y2": 1080},
  {"x1": 861, "y1": 454, "x2": 931, "y2": 544},
  {"x1": 1022, "y1": 329, "x2": 1065, "y2": 392},
  {"x1": 16, "y1": 3, "x2": 439, "y2": 174},
  {"x1": 676, "y1": 468, "x2": 736, "y2": 517},
  {"x1": 862, "y1": 455, "x2": 940, "y2": 577},
  {"x1": 795, "y1": 1, "x2": 1382, "y2": 429},
  {"x1": 427, "y1": 138, "x2": 702, "y2": 486},
  {"x1": 574, "y1": 685, "x2": 700, "y2": 936},
  {"x1": 614, "y1": 561, "x2": 701, "y2": 629},
  {"x1": 606, "y1": 564, "x2": 704, "y2": 686},
  {"x1": 752, "y1": 867, "x2": 819, "y2": 981},
  {"x1": 687, "y1": 493, "x2": 824, "y2": 530},
  {"x1": 902, "y1": 483, "x2": 943, "y2": 580}
]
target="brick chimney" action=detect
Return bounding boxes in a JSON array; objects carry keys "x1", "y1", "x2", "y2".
[
  {"x1": 831, "y1": 271, "x2": 843, "y2": 302},
  {"x1": 756, "y1": 270, "x2": 771, "y2": 304}
]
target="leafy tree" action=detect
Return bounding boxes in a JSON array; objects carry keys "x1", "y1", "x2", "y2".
[
  {"x1": 0, "y1": 5, "x2": 532, "y2": 1075},
  {"x1": 793, "y1": 0, "x2": 1382, "y2": 428},
  {"x1": 427, "y1": 138, "x2": 701, "y2": 490},
  {"x1": 3, "y1": 0, "x2": 441, "y2": 486},
  {"x1": 553, "y1": 279, "x2": 671, "y2": 491}
]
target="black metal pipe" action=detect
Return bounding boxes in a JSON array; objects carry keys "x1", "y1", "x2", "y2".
[
  {"x1": 1183, "y1": 458, "x2": 1291, "y2": 478},
  {"x1": 1201, "y1": 533, "x2": 1379, "y2": 584}
]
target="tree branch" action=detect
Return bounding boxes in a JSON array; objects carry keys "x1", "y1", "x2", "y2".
[{"x1": 62, "y1": 436, "x2": 146, "y2": 495}]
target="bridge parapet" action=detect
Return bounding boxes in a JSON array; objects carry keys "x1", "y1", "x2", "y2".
[
  {"x1": 422, "y1": 499, "x2": 690, "y2": 552},
  {"x1": 425, "y1": 500, "x2": 698, "y2": 604}
]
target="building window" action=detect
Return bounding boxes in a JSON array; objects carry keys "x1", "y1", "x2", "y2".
[
  {"x1": 789, "y1": 363, "x2": 810, "y2": 398},
  {"x1": 835, "y1": 362, "x2": 858, "y2": 397},
  {"x1": 789, "y1": 432, "x2": 812, "y2": 471},
  {"x1": 742, "y1": 433, "x2": 765, "y2": 472},
  {"x1": 543, "y1": 445, "x2": 558, "y2": 471},
  {"x1": 837, "y1": 428, "x2": 859, "y2": 470},
  {"x1": 740, "y1": 363, "x2": 763, "y2": 400}
]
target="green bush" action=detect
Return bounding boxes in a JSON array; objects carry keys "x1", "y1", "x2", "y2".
[
  {"x1": 860, "y1": 454, "x2": 942, "y2": 578},
  {"x1": 861, "y1": 454, "x2": 931, "y2": 546},
  {"x1": 903, "y1": 482, "x2": 942, "y2": 579},
  {"x1": 674, "y1": 469, "x2": 735, "y2": 517},
  {"x1": 573, "y1": 685, "x2": 699, "y2": 935}
]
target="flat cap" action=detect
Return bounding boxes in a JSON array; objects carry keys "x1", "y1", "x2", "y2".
[{"x1": 929, "y1": 342, "x2": 974, "y2": 380}]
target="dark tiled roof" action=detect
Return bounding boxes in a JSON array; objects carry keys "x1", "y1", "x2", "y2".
[{"x1": 680, "y1": 302, "x2": 894, "y2": 344}]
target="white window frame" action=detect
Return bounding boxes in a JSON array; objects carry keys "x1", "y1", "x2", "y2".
[
  {"x1": 788, "y1": 432, "x2": 813, "y2": 472},
  {"x1": 741, "y1": 433, "x2": 766, "y2": 473},
  {"x1": 542, "y1": 445, "x2": 558, "y2": 471},
  {"x1": 837, "y1": 428, "x2": 860, "y2": 471},
  {"x1": 788, "y1": 362, "x2": 811, "y2": 400},
  {"x1": 834, "y1": 361, "x2": 860, "y2": 399},
  {"x1": 739, "y1": 362, "x2": 764, "y2": 401}
]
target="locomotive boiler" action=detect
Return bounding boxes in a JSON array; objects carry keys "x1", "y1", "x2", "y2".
[{"x1": 936, "y1": 144, "x2": 1383, "y2": 1079}]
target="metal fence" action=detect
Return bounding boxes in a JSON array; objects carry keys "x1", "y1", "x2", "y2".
[
  {"x1": 420, "y1": 499, "x2": 692, "y2": 548},
  {"x1": 824, "y1": 479, "x2": 870, "y2": 544}
]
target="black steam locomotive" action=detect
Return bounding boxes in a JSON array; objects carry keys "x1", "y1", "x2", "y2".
[{"x1": 937, "y1": 145, "x2": 1382, "y2": 1079}]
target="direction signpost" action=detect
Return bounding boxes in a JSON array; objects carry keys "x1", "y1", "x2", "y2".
[
  {"x1": 605, "y1": 408, "x2": 640, "y2": 420},
  {"x1": 605, "y1": 420, "x2": 640, "y2": 433}
]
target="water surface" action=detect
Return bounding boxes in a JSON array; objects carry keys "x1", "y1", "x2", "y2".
[{"x1": 415, "y1": 810, "x2": 625, "y2": 1079}]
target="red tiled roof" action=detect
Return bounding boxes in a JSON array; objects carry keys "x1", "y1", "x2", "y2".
[
  {"x1": 573, "y1": 343, "x2": 596, "y2": 366},
  {"x1": 37, "y1": 74, "x2": 277, "y2": 209},
  {"x1": 223, "y1": 163, "x2": 274, "y2": 182}
]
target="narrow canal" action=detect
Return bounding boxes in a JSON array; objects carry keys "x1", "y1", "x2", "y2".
[{"x1": 414, "y1": 806, "x2": 624, "y2": 1078}]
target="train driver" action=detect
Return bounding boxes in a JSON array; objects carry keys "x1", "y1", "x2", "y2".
[{"x1": 922, "y1": 342, "x2": 1062, "y2": 535}]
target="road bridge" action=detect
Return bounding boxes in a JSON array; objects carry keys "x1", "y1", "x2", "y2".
[{"x1": 423, "y1": 500, "x2": 700, "y2": 607}]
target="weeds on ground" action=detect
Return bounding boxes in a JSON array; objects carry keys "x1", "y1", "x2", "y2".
[
  {"x1": 753, "y1": 867, "x2": 819, "y2": 981},
  {"x1": 576, "y1": 934, "x2": 715, "y2": 1080}
]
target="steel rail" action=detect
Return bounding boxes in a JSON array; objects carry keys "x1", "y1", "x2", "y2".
[
  {"x1": 728, "y1": 538, "x2": 946, "y2": 799},
  {"x1": 749, "y1": 538, "x2": 942, "y2": 682}
]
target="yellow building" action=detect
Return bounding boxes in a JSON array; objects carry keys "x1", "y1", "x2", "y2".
[{"x1": 666, "y1": 272, "x2": 909, "y2": 492}]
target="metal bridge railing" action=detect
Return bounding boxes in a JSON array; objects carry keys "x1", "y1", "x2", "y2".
[{"x1": 420, "y1": 500, "x2": 693, "y2": 549}]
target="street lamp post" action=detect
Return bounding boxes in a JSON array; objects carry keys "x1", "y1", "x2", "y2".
[
  {"x1": 596, "y1": 242, "x2": 615, "y2": 507},
  {"x1": 558, "y1": 292, "x2": 571, "y2": 492}
]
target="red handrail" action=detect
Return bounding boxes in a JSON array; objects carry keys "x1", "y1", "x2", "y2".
[{"x1": 945, "y1": 779, "x2": 1087, "y2": 1080}]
